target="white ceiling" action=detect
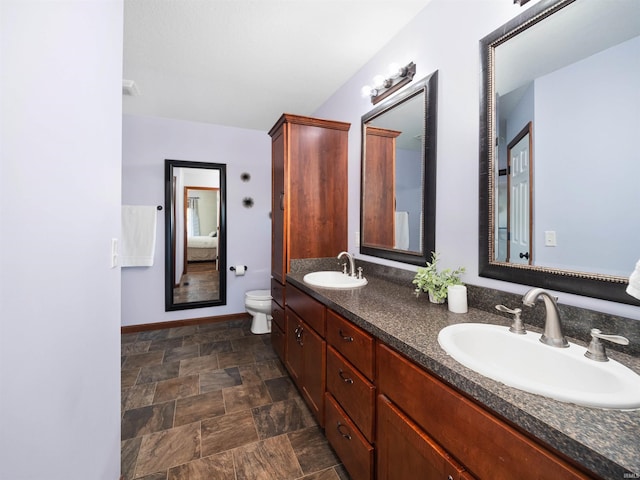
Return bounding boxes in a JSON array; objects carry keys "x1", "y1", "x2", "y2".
[{"x1": 122, "y1": 0, "x2": 433, "y2": 132}]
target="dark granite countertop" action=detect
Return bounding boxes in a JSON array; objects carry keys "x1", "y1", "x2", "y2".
[{"x1": 286, "y1": 260, "x2": 640, "y2": 479}]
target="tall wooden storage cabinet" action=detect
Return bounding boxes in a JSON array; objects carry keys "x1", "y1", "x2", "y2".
[{"x1": 269, "y1": 114, "x2": 350, "y2": 284}]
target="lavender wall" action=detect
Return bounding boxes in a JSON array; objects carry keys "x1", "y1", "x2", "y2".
[
  {"x1": 121, "y1": 115, "x2": 272, "y2": 327},
  {"x1": 0, "y1": 1, "x2": 123, "y2": 478},
  {"x1": 313, "y1": 0, "x2": 640, "y2": 320}
]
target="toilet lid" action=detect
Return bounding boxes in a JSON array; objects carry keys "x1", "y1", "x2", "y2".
[{"x1": 246, "y1": 289, "x2": 271, "y2": 300}]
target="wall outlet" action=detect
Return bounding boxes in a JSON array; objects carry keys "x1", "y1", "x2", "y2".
[{"x1": 544, "y1": 231, "x2": 557, "y2": 247}]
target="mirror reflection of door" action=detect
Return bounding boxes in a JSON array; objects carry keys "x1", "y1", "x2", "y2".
[
  {"x1": 165, "y1": 160, "x2": 226, "y2": 311},
  {"x1": 174, "y1": 186, "x2": 220, "y2": 304},
  {"x1": 363, "y1": 126, "x2": 400, "y2": 249},
  {"x1": 506, "y1": 123, "x2": 533, "y2": 265}
]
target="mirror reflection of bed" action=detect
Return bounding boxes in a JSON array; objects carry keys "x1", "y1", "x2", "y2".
[{"x1": 173, "y1": 186, "x2": 221, "y2": 304}]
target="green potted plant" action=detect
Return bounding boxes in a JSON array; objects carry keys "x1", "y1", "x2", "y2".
[{"x1": 413, "y1": 252, "x2": 465, "y2": 304}]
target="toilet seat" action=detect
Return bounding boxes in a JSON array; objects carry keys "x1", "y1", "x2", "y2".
[{"x1": 246, "y1": 289, "x2": 271, "y2": 301}]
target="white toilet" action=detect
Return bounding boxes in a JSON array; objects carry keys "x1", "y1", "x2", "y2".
[{"x1": 245, "y1": 289, "x2": 272, "y2": 334}]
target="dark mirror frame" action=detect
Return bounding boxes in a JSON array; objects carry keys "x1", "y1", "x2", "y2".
[
  {"x1": 360, "y1": 70, "x2": 438, "y2": 266},
  {"x1": 478, "y1": 0, "x2": 638, "y2": 306},
  {"x1": 164, "y1": 159, "x2": 227, "y2": 311}
]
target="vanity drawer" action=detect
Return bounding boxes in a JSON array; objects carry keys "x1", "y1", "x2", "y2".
[
  {"x1": 326, "y1": 310, "x2": 374, "y2": 380},
  {"x1": 286, "y1": 284, "x2": 325, "y2": 336},
  {"x1": 271, "y1": 301, "x2": 285, "y2": 332},
  {"x1": 325, "y1": 392, "x2": 374, "y2": 480},
  {"x1": 271, "y1": 278, "x2": 285, "y2": 308},
  {"x1": 377, "y1": 343, "x2": 592, "y2": 480},
  {"x1": 326, "y1": 346, "x2": 375, "y2": 442},
  {"x1": 270, "y1": 319, "x2": 285, "y2": 364}
]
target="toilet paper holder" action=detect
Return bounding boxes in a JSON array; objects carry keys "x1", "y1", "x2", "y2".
[{"x1": 230, "y1": 266, "x2": 248, "y2": 272}]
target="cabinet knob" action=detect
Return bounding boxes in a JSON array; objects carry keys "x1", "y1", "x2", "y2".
[
  {"x1": 336, "y1": 421, "x2": 352, "y2": 440},
  {"x1": 339, "y1": 329, "x2": 354, "y2": 342},
  {"x1": 338, "y1": 369, "x2": 354, "y2": 384}
]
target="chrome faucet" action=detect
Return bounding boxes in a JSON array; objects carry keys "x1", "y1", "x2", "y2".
[
  {"x1": 337, "y1": 251, "x2": 355, "y2": 277},
  {"x1": 522, "y1": 288, "x2": 569, "y2": 348}
]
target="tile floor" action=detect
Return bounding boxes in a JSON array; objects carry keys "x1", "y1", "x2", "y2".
[{"x1": 121, "y1": 318, "x2": 349, "y2": 480}]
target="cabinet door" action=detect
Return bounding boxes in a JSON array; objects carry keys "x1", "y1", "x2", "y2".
[
  {"x1": 285, "y1": 309, "x2": 303, "y2": 387},
  {"x1": 271, "y1": 301, "x2": 285, "y2": 363},
  {"x1": 377, "y1": 394, "x2": 471, "y2": 480},
  {"x1": 301, "y1": 323, "x2": 326, "y2": 426},
  {"x1": 271, "y1": 125, "x2": 286, "y2": 283}
]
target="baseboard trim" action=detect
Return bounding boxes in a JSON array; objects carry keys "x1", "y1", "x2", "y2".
[{"x1": 121, "y1": 313, "x2": 251, "y2": 335}]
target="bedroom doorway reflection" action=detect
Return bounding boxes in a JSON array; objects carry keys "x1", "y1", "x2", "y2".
[
  {"x1": 165, "y1": 160, "x2": 227, "y2": 311},
  {"x1": 175, "y1": 186, "x2": 220, "y2": 304}
]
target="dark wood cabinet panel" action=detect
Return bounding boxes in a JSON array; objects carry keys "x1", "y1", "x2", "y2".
[
  {"x1": 301, "y1": 323, "x2": 326, "y2": 426},
  {"x1": 325, "y1": 392, "x2": 374, "y2": 480},
  {"x1": 269, "y1": 114, "x2": 350, "y2": 283},
  {"x1": 377, "y1": 394, "x2": 470, "y2": 480},
  {"x1": 327, "y1": 346, "x2": 375, "y2": 443},
  {"x1": 326, "y1": 310, "x2": 375, "y2": 380},
  {"x1": 287, "y1": 284, "x2": 325, "y2": 336}
]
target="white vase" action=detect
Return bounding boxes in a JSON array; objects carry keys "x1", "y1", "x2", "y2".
[{"x1": 447, "y1": 285, "x2": 468, "y2": 313}]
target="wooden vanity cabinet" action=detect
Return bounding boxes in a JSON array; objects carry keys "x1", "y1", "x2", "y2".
[
  {"x1": 284, "y1": 284, "x2": 327, "y2": 426},
  {"x1": 376, "y1": 343, "x2": 594, "y2": 480},
  {"x1": 325, "y1": 310, "x2": 376, "y2": 480},
  {"x1": 377, "y1": 394, "x2": 470, "y2": 480},
  {"x1": 269, "y1": 113, "x2": 350, "y2": 284},
  {"x1": 270, "y1": 278, "x2": 285, "y2": 362}
]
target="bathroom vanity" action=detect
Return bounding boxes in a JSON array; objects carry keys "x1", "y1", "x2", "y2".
[{"x1": 279, "y1": 260, "x2": 640, "y2": 480}]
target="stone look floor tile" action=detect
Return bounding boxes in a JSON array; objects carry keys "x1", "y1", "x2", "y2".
[
  {"x1": 153, "y1": 375, "x2": 199, "y2": 404},
  {"x1": 121, "y1": 401, "x2": 175, "y2": 440},
  {"x1": 233, "y1": 434, "x2": 302, "y2": 480},
  {"x1": 252, "y1": 398, "x2": 317, "y2": 439},
  {"x1": 178, "y1": 354, "x2": 219, "y2": 376},
  {"x1": 200, "y1": 409, "x2": 259, "y2": 456},
  {"x1": 123, "y1": 383, "x2": 157, "y2": 411},
  {"x1": 222, "y1": 382, "x2": 272, "y2": 413},
  {"x1": 174, "y1": 390, "x2": 225, "y2": 426},
  {"x1": 121, "y1": 320, "x2": 349, "y2": 480},
  {"x1": 134, "y1": 422, "x2": 201, "y2": 478},
  {"x1": 163, "y1": 344, "x2": 199, "y2": 364},
  {"x1": 137, "y1": 361, "x2": 180, "y2": 385},
  {"x1": 168, "y1": 451, "x2": 235, "y2": 480},
  {"x1": 217, "y1": 349, "x2": 256, "y2": 369},
  {"x1": 289, "y1": 426, "x2": 341, "y2": 475},
  {"x1": 122, "y1": 350, "x2": 164, "y2": 370},
  {"x1": 199, "y1": 366, "x2": 242, "y2": 393}
]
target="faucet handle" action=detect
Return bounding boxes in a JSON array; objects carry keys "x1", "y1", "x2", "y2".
[
  {"x1": 341, "y1": 262, "x2": 348, "y2": 275},
  {"x1": 495, "y1": 304, "x2": 526, "y2": 335},
  {"x1": 584, "y1": 328, "x2": 630, "y2": 362}
]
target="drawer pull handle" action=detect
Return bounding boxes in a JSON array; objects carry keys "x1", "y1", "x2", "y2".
[
  {"x1": 336, "y1": 422, "x2": 352, "y2": 440},
  {"x1": 338, "y1": 369, "x2": 354, "y2": 384},
  {"x1": 339, "y1": 329, "x2": 354, "y2": 342},
  {"x1": 294, "y1": 325, "x2": 304, "y2": 346}
]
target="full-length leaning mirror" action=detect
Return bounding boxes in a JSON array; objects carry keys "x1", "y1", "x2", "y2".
[
  {"x1": 360, "y1": 71, "x2": 438, "y2": 265},
  {"x1": 165, "y1": 159, "x2": 227, "y2": 311},
  {"x1": 479, "y1": 0, "x2": 640, "y2": 305}
]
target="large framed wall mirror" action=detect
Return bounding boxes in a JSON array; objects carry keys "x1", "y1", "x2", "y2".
[
  {"x1": 360, "y1": 70, "x2": 438, "y2": 266},
  {"x1": 165, "y1": 159, "x2": 227, "y2": 311},
  {"x1": 479, "y1": 0, "x2": 640, "y2": 305}
]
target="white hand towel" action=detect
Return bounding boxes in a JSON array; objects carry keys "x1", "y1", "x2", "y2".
[
  {"x1": 626, "y1": 259, "x2": 640, "y2": 300},
  {"x1": 394, "y1": 211, "x2": 410, "y2": 250},
  {"x1": 121, "y1": 205, "x2": 157, "y2": 267}
]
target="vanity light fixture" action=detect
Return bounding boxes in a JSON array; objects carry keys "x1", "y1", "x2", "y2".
[
  {"x1": 514, "y1": 0, "x2": 532, "y2": 5},
  {"x1": 361, "y1": 61, "x2": 416, "y2": 105}
]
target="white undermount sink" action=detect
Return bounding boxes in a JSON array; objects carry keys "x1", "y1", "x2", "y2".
[
  {"x1": 303, "y1": 271, "x2": 367, "y2": 289},
  {"x1": 438, "y1": 323, "x2": 640, "y2": 410}
]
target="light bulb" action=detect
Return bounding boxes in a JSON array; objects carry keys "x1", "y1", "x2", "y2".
[
  {"x1": 373, "y1": 75, "x2": 385, "y2": 89},
  {"x1": 388, "y1": 62, "x2": 400, "y2": 78},
  {"x1": 361, "y1": 85, "x2": 373, "y2": 98}
]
